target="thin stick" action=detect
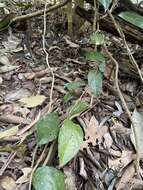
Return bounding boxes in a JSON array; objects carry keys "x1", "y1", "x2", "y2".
[
  {"x1": 17, "y1": 111, "x2": 41, "y2": 136},
  {"x1": 0, "y1": 152, "x2": 16, "y2": 175},
  {"x1": 43, "y1": 140, "x2": 57, "y2": 166},
  {"x1": 93, "y1": 0, "x2": 97, "y2": 32},
  {"x1": 29, "y1": 145, "x2": 48, "y2": 190},
  {"x1": 42, "y1": 0, "x2": 55, "y2": 113},
  {"x1": 103, "y1": 44, "x2": 140, "y2": 178}
]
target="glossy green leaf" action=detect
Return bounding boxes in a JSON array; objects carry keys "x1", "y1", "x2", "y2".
[
  {"x1": 85, "y1": 51, "x2": 105, "y2": 63},
  {"x1": 36, "y1": 112, "x2": 60, "y2": 145},
  {"x1": 119, "y1": 11, "x2": 143, "y2": 29},
  {"x1": 69, "y1": 100, "x2": 89, "y2": 117},
  {"x1": 90, "y1": 32, "x2": 105, "y2": 45},
  {"x1": 99, "y1": 0, "x2": 112, "y2": 11},
  {"x1": 58, "y1": 119, "x2": 83, "y2": 167},
  {"x1": 88, "y1": 69, "x2": 103, "y2": 97},
  {"x1": 33, "y1": 166, "x2": 65, "y2": 190}
]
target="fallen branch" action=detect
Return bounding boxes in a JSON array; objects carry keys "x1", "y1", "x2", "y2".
[
  {"x1": 12, "y1": 0, "x2": 71, "y2": 23},
  {"x1": 76, "y1": 6, "x2": 143, "y2": 46}
]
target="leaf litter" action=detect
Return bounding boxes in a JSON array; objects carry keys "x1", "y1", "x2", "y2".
[{"x1": 0, "y1": 2, "x2": 143, "y2": 190}]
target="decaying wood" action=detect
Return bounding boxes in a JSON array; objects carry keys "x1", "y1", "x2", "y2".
[
  {"x1": 76, "y1": 6, "x2": 143, "y2": 46},
  {"x1": 76, "y1": 0, "x2": 143, "y2": 45}
]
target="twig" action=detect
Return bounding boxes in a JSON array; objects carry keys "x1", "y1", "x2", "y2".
[
  {"x1": 42, "y1": 0, "x2": 55, "y2": 113},
  {"x1": 12, "y1": 0, "x2": 71, "y2": 23},
  {"x1": 93, "y1": 0, "x2": 97, "y2": 32},
  {"x1": 43, "y1": 140, "x2": 57, "y2": 166},
  {"x1": 29, "y1": 145, "x2": 48, "y2": 190},
  {"x1": 17, "y1": 111, "x2": 41, "y2": 136},
  {"x1": 103, "y1": 44, "x2": 140, "y2": 178},
  {"x1": 0, "y1": 152, "x2": 16, "y2": 175},
  {"x1": 31, "y1": 145, "x2": 38, "y2": 169}
]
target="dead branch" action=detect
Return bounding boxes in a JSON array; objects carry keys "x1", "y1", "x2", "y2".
[{"x1": 12, "y1": 0, "x2": 71, "y2": 23}]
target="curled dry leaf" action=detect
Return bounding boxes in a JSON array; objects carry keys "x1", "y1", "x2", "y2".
[
  {"x1": 64, "y1": 36, "x2": 79, "y2": 48},
  {"x1": 0, "y1": 114, "x2": 29, "y2": 124},
  {"x1": 16, "y1": 167, "x2": 32, "y2": 184}
]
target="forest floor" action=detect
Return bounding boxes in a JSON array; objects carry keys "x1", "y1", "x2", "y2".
[{"x1": 0, "y1": 3, "x2": 143, "y2": 190}]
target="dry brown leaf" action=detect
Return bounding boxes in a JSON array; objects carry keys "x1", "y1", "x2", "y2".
[
  {"x1": 0, "y1": 104, "x2": 30, "y2": 117},
  {"x1": 19, "y1": 95, "x2": 46, "y2": 108},
  {"x1": 16, "y1": 167, "x2": 32, "y2": 184},
  {"x1": 116, "y1": 163, "x2": 135, "y2": 190},
  {"x1": 64, "y1": 167, "x2": 77, "y2": 190},
  {"x1": 0, "y1": 55, "x2": 11, "y2": 65},
  {"x1": 2, "y1": 33, "x2": 21, "y2": 52},
  {"x1": 82, "y1": 116, "x2": 109, "y2": 148},
  {"x1": 108, "y1": 150, "x2": 135, "y2": 170},
  {"x1": 5, "y1": 88, "x2": 32, "y2": 101},
  {"x1": 0, "y1": 176, "x2": 18, "y2": 190}
]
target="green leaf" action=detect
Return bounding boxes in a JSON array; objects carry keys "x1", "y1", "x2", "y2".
[
  {"x1": 66, "y1": 81, "x2": 85, "y2": 92},
  {"x1": 99, "y1": 0, "x2": 112, "y2": 11},
  {"x1": 63, "y1": 92, "x2": 74, "y2": 103},
  {"x1": 63, "y1": 82, "x2": 86, "y2": 103},
  {"x1": 36, "y1": 112, "x2": 60, "y2": 145},
  {"x1": 99, "y1": 61, "x2": 106, "y2": 73},
  {"x1": 90, "y1": 32, "x2": 105, "y2": 45},
  {"x1": 88, "y1": 69, "x2": 103, "y2": 97},
  {"x1": 58, "y1": 119, "x2": 83, "y2": 167},
  {"x1": 0, "y1": 13, "x2": 14, "y2": 30},
  {"x1": 33, "y1": 166, "x2": 65, "y2": 190},
  {"x1": 118, "y1": 11, "x2": 143, "y2": 29},
  {"x1": 85, "y1": 51, "x2": 105, "y2": 63},
  {"x1": 69, "y1": 100, "x2": 89, "y2": 117}
]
